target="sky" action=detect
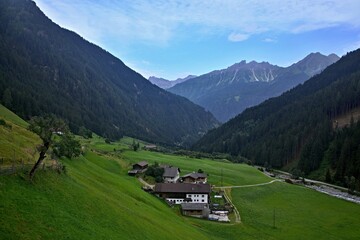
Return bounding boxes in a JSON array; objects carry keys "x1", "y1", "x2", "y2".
[{"x1": 33, "y1": 0, "x2": 360, "y2": 80}]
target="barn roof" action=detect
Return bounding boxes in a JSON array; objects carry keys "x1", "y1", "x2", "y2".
[
  {"x1": 163, "y1": 167, "x2": 180, "y2": 178},
  {"x1": 133, "y1": 161, "x2": 148, "y2": 168},
  {"x1": 181, "y1": 203, "x2": 209, "y2": 211},
  {"x1": 182, "y1": 172, "x2": 207, "y2": 179},
  {"x1": 154, "y1": 183, "x2": 211, "y2": 194}
]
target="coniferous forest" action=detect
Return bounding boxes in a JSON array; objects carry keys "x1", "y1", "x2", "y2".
[
  {"x1": 193, "y1": 49, "x2": 360, "y2": 190},
  {"x1": 0, "y1": 0, "x2": 218, "y2": 146}
]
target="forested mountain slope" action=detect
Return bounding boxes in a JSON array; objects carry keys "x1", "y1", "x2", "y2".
[
  {"x1": 0, "y1": 0, "x2": 218, "y2": 146},
  {"x1": 169, "y1": 53, "x2": 339, "y2": 122},
  {"x1": 193, "y1": 49, "x2": 360, "y2": 189}
]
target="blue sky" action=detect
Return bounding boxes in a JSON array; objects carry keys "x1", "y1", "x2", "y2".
[{"x1": 33, "y1": 0, "x2": 360, "y2": 80}]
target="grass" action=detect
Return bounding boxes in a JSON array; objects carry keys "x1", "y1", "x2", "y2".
[
  {"x1": 0, "y1": 104, "x2": 28, "y2": 128},
  {"x1": 0, "y1": 104, "x2": 40, "y2": 164},
  {"x1": 1, "y1": 105, "x2": 360, "y2": 239},
  {"x1": 122, "y1": 150, "x2": 271, "y2": 186},
  {"x1": 230, "y1": 182, "x2": 360, "y2": 239},
  {"x1": 0, "y1": 153, "x2": 210, "y2": 239}
]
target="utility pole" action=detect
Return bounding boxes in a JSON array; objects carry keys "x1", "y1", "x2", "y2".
[
  {"x1": 273, "y1": 208, "x2": 276, "y2": 228},
  {"x1": 221, "y1": 169, "x2": 223, "y2": 187}
]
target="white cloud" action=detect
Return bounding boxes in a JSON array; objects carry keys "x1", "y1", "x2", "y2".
[
  {"x1": 228, "y1": 33, "x2": 249, "y2": 42},
  {"x1": 34, "y1": 0, "x2": 360, "y2": 45},
  {"x1": 263, "y1": 38, "x2": 277, "y2": 43}
]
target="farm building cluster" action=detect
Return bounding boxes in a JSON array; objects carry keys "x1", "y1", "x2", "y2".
[{"x1": 128, "y1": 161, "x2": 231, "y2": 222}]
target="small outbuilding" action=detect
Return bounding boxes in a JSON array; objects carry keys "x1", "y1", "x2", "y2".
[
  {"x1": 143, "y1": 144, "x2": 157, "y2": 150},
  {"x1": 182, "y1": 172, "x2": 208, "y2": 184},
  {"x1": 128, "y1": 161, "x2": 148, "y2": 176},
  {"x1": 181, "y1": 203, "x2": 210, "y2": 218}
]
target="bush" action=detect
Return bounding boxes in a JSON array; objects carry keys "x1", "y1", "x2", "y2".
[
  {"x1": 0, "y1": 118, "x2": 12, "y2": 129},
  {"x1": 145, "y1": 164, "x2": 164, "y2": 183}
]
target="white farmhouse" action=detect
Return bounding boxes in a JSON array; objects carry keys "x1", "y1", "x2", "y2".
[
  {"x1": 162, "y1": 167, "x2": 180, "y2": 183},
  {"x1": 154, "y1": 183, "x2": 211, "y2": 205}
]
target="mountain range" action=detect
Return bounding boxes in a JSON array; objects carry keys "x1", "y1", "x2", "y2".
[
  {"x1": 148, "y1": 75, "x2": 197, "y2": 89},
  {"x1": 193, "y1": 48, "x2": 360, "y2": 188},
  {"x1": 0, "y1": 0, "x2": 218, "y2": 146},
  {"x1": 169, "y1": 53, "x2": 339, "y2": 122}
]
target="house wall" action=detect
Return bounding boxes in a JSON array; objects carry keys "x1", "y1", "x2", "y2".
[
  {"x1": 186, "y1": 194, "x2": 208, "y2": 203},
  {"x1": 198, "y1": 177, "x2": 207, "y2": 183},
  {"x1": 163, "y1": 175, "x2": 179, "y2": 183},
  {"x1": 166, "y1": 198, "x2": 189, "y2": 204},
  {"x1": 183, "y1": 177, "x2": 195, "y2": 183},
  {"x1": 183, "y1": 210, "x2": 203, "y2": 216},
  {"x1": 133, "y1": 165, "x2": 147, "y2": 170},
  {"x1": 182, "y1": 177, "x2": 207, "y2": 184}
]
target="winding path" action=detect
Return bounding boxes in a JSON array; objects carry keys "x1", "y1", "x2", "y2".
[
  {"x1": 138, "y1": 177, "x2": 155, "y2": 189},
  {"x1": 215, "y1": 179, "x2": 282, "y2": 224},
  {"x1": 213, "y1": 179, "x2": 282, "y2": 189},
  {"x1": 222, "y1": 189, "x2": 241, "y2": 223}
]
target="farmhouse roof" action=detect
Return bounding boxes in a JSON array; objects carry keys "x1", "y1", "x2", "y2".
[
  {"x1": 163, "y1": 167, "x2": 180, "y2": 178},
  {"x1": 154, "y1": 183, "x2": 211, "y2": 194},
  {"x1": 182, "y1": 172, "x2": 207, "y2": 179},
  {"x1": 133, "y1": 161, "x2": 148, "y2": 168},
  {"x1": 144, "y1": 144, "x2": 157, "y2": 149},
  {"x1": 181, "y1": 203, "x2": 209, "y2": 211}
]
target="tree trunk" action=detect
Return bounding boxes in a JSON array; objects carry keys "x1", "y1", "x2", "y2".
[{"x1": 29, "y1": 142, "x2": 50, "y2": 180}]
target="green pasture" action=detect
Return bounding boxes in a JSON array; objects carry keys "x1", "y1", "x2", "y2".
[
  {"x1": 0, "y1": 104, "x2": 40, "y2": 164},
  {"x1": 1, "y1": 105, "x2": 360, "y2": 239},
  {"x1": 122, "y1": 149, "x2": 271, "y2": 186},
  {"x1": 0, "y1": 152, "x2": 210, "y2": 240},
  {"x1": 0, "y1": 104, "x2": 28, "y2": 128}
]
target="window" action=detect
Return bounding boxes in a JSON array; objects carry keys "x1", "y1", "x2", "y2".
[
  {"x1": 202, "y1": 195, "x2": 204, "y2": 197},
  {"x1": 202, "y1": 199, "x2": 204, "y2": 202}
]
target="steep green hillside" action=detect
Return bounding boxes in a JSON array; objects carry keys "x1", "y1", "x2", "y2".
[
  {"x1": 3, "y1": 139, "x2": 360, "y2": 239},
  {"x1": 193, "y1": 49, "x2": 360, "y2": 188},
  {"x1": 0, "y1": 104, "x2": 28, "y2": 128},
  {"x1": 0, "y1": 0, "x2": 217, "y2": 146},
  {"x1": 0, "y1": 153, "x2": 211, "y2": 239},
  {"x1": 0, "y1": 104, "x2": 40, "y2": 164}
]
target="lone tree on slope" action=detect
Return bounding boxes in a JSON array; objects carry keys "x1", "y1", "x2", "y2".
[{"x1": 28, "y1": 115, "x2": 76, "y2": 180}]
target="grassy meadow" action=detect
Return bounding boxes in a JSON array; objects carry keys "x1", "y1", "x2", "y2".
[
  {"x1": 0, "y1": 104, "x2": 40, "y2": 164},
  {"x1": 1, "y1": 105, "x2": 360, "y2": 239}
]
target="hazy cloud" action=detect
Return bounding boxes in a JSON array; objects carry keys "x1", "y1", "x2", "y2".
[
  {"x1": 263, "y1": 38, "x2": 277, "y2": 43},
  {"x1": 228, "y1": 33, "x2": 249, "y2": 42}
]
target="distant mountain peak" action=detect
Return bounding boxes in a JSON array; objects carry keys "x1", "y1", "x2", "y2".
[
  {"x1": 149, "y1": 75, "x2": 196, "y2": 89},
  {"x1": 169, "y1": 52, "x2": 340, "y2": 122},
  {"x1": 291, "y1": 52, "x2": 340, "y2": 77}
]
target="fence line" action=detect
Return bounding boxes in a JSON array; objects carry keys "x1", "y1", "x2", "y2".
[{"x1": 0, "y1": 159, "x2": 63, "y2": 176}]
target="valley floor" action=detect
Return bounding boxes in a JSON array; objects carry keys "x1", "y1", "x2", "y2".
[{"x1": 1, "y1": 136, "x2": 360, "y2": 239}]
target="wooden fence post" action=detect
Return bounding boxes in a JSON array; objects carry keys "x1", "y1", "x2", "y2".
[{"x1": 12, "y1": 158, "x2": 15, "y2": 174}]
